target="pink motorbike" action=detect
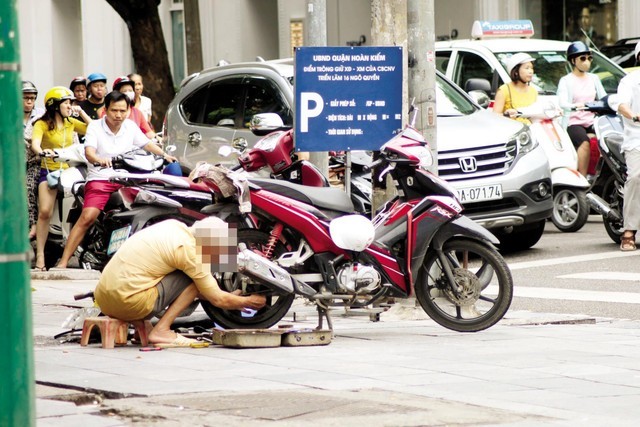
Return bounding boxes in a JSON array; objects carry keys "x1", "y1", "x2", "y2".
[{"x1": 194, "y1": 108, "x2": 514, "y2": 332}]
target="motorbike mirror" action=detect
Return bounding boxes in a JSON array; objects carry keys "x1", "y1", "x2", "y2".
[
  {"x1": 250, "y1": 113, "x2": 284, "y2": 136},
  {"x1": 218, "y1": 145, "x2": 233, "y2": 157},
  {"x1": 233, "y1": 138, "x2": 248, "y2": 152},
  {"x1": 165, "y1": 145, "x2": 177, "y2": 154}
]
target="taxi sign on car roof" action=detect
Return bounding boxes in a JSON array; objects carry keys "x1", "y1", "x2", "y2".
[{"x1": 471, "y1": 20, "x2": 534, "y2": 40}]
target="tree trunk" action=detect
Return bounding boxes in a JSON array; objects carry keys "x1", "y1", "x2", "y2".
[{"x1": 106, "y1": 0, "x2": 174, "y2": 130}]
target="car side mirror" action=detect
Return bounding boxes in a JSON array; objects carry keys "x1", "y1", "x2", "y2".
[{"x1": 468, "y1": 90, "x2": 490, "y2": 108}]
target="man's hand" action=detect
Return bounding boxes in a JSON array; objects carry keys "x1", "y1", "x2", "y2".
[
  {"x1": 231, "y1": 289, "x2": 267, "y2": 311},
  {"x1": 164, "y1": 154, "x2": 179, "y2": 163},
  {"x1": 244, "y1": 294, "x2": 267, "y2": 310},
  {"x1": 98, "y1": 157, "x2": 112, "y2": 168}
]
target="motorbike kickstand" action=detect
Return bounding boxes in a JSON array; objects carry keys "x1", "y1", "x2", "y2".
[{"x1": 316, "y1": 305, "x2": 333, "y2": 331}]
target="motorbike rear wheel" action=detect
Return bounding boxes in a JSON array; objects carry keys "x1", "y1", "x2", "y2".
[
  {"x1": 415, "y1": 239, "x2": 513, "y2": 332},
  {"x1": 201, "y1": 229, "x2": 295, "y2": 329},
  {"x1": 551, "y1": 187, "x2": 589, "y2": 232},
  {"x1": 602, "y1": 175, "x2": 624, "y2": 244}
]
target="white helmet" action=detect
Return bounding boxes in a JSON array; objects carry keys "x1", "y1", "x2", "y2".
[
  {"x1": 329, "y1": 215, "x2": 375, "y2": 252},
  {"x1": 505, "y1": 52, "x2": 535, "y2": 76}
]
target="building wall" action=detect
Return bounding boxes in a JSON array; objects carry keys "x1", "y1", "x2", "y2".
[
  {"x1": 276, "y1": 0, "x2": 371, "y2": 59},
  {"x1": 434, "y1": 0, "x2": 476, "y2": 40},
  {"x1": 618, "y1": 0, "x2": 640, "y2": 39},
  {"x1": 198, "y1": 0, "x2": 279, "y2": 67},
  {"x1": 16, "y1": 0, "x2": 640, "y2": 113},
  {"x1": 18, "y1": 0, "x2": 132, "y2": 109}
]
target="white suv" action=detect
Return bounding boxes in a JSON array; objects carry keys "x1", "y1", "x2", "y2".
[
  {"x1": 164, "y1": 59, "x2": 553, "y2": 251},
  {"x1": 436, "y1": 23, "x2": 626, "y2": 104}
]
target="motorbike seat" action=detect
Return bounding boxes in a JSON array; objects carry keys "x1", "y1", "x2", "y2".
[
  {"x1": 109, "y1": 172, "x2": 212, "y2": 193},
  {"x1": 248, "y1": 178, "x2": 355, "y2": 214},
  {"x1": 104, "y1": 191, "x2": 123, "y2": 211},
  {"x1": 604, "y1": 134, "x2": 625, "y2": 166}
]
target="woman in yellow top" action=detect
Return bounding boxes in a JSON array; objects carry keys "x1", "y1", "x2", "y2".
[
  {"x1": 30, "y1": 87, "x2": 91, "y2": 270},
  {"x1": 493, "y1": 53, "x2": 538, "y2": 125}
]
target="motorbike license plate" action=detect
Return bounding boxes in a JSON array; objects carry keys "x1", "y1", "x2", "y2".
[
  {"x1": 107, "y1": 225, "x2": 132, "y2": 255},
  {"x1": 456, "y1": 184, "x2": 503, "y2": 203}
]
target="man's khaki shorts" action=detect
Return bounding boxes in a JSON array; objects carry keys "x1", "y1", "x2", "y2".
[{"x1": 149, "y1": 270, "x2": 193, "y2": 318}]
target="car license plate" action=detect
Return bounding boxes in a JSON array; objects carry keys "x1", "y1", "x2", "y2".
[
  {"x1": 456, "y1": 184, "x2": 503, "y2": 203},
  {"x1": 107, "y1": 225, "x2": 132, "y2": 255}
]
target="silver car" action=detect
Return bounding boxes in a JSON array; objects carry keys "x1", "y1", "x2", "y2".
[
  {"x1": 163, "y1": 59, "x2": 294, "y2": 170},
  {"x1": 163, "y1": 60, "x2": 552, "y2": 251}
]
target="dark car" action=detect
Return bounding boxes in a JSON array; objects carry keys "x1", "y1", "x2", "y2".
[{"x1": 600, "y1": 37, "x2": 640, "y2": 70}]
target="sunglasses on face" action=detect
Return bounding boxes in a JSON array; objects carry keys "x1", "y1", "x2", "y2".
[
  {"x1": 23, "y1": 96, "x2": 36, "y2": 101},
  {"x1": 578, "y1": 55, "x2": 593, "y2": 62}
]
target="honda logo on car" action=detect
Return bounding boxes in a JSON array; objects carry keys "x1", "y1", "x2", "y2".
[{"x1": 459, "y1": 156, "x2": 477, "y2": 173}]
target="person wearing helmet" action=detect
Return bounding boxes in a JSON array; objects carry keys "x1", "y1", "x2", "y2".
[
  {"x1": 22, "y1": 81, "x2": 45, "y2": 240},
  {"x1": 93, "y1": 217, "x2": 265, "y2": 346},
  {"x1": 55, "y1": 91, "x2": 177, "y2": 269},
  {"x1": 30, "y1": 86, "x2": 92, "y2": 270},
  {"x1": 69, "y1": 76, "x2": 87, "y2": 104},
  {"x1": 611, "y1": 42, "x2": 640, "y2": 251},
  {"x1": 557, "y1": 41, "x2": 606, "y2": 177},
  {"x1": 79, "y1": 72, "x2": 108, "y2": 119},
  {"x1": 493, "y1": 52, "x2": 537, "y2": 125},
  {"x1": 106, "y1": 76, "x2": 155, "y2": 138}
]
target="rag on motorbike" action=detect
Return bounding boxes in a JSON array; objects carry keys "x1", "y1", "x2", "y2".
[
  {"x1": 192, "y1": 106, "x2": 514, "y2": 333},
  {"x1": 515, "y1": 103, "x2": 591, "y2": 232}
]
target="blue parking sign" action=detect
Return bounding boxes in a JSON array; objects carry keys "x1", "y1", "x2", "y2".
[{"x1": 295, "y1": 46, "x2": 402, "y2": 152}]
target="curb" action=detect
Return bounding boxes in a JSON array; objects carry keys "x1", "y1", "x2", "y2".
[{"x1": 30, "y1": 269, "x2": 101, "y2": 281}]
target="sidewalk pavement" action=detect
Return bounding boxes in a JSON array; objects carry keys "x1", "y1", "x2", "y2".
[{"x1": 31, "y1": 274, "x2": 640, "y2": 426}]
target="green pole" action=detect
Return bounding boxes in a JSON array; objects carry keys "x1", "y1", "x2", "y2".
[{"x1": 0, "y1": 0, "x2": 36, "y2": 426}]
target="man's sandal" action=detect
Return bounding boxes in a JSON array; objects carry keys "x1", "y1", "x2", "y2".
[{"x1": 620, "y1": 234, "x2": 636, "y2": 251}]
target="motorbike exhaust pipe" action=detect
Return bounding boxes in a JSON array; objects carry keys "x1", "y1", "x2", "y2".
[
  {"x1": 586, "y1": 192, "x2": 623, "y2": 222},
  {"x1": 237, "y1": 244, "x2": 316, "y2": 297}
]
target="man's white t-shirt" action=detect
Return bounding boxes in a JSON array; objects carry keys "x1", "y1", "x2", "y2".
[{"x1": 84, "y1": 118, "x2": 150, "y2": 181}]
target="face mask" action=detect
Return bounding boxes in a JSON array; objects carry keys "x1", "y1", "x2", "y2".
[{"x1": 124, "y1": 91, "x2": 135, "y2": 101}]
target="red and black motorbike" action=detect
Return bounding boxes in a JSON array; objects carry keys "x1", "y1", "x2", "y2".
[{"x1": 195, "y1": 108, "x2": 514, "y2": 332}]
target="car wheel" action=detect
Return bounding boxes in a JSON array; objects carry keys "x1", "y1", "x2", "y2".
[{"x1": 496, "y1": 220, "x2": 546, "y2": 252}]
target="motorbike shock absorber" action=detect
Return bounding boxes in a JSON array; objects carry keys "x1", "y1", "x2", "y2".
[{"x1": 263, "y1": 222, "x2": 284, "y2": 259}]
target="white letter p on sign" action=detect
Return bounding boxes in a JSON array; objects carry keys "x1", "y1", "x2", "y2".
[{"x1": 300, "y1": 92, "x2": 324, "y2": 132}]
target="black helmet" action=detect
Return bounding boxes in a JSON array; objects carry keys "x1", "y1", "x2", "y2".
[
  {"x1": 567, "y1": 41, "x2": 590, "y2": 61},
  {"x1": 69, "y1": 76, "x2": 87, "y2": 91},
  {"x1": 22, "y1": 80, "x2": 38, "y2": 96}
]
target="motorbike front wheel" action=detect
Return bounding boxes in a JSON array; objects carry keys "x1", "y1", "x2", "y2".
[
  {"x1": 551, "y1": 187, "x2": 589, "y2": 232},
  {"x1": 415, "y1": 239, "x2": 513, "y2": 332},
  {"x1": 201, "y1": 229, "x2": 295, "y2": 329}
]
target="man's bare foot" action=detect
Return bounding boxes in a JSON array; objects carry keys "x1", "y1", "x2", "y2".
[{"x1": 148, "y1": 329, "x2": 179, "y2": 345}]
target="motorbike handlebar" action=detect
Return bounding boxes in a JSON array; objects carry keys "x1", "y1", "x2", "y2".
[{"x1": 363, "y1": 158, "x2": 383, "y2": 172}]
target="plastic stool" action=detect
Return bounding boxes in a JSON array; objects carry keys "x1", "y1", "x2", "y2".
[{"x1": 80, "y1": 316, "x2": 152, "y2": 349}]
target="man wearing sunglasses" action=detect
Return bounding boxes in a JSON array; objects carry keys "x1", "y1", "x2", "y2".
[
  {"x1": 557, "y1": 41, "x2": 606, "y2": 178},
  {"x1": 611, "y1": 42, "x2": 640, "y2": 251}
]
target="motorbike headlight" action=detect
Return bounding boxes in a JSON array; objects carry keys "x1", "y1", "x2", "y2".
[
  {"x1": 405, "y1": 145, "x2": 434, "y2": 169},
  {"x1": 254, "y1": 131, "x2": 283, "y2": 152},
  {"x1": 515, "y1": 128, "x2": 537, "y2": 155}
]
